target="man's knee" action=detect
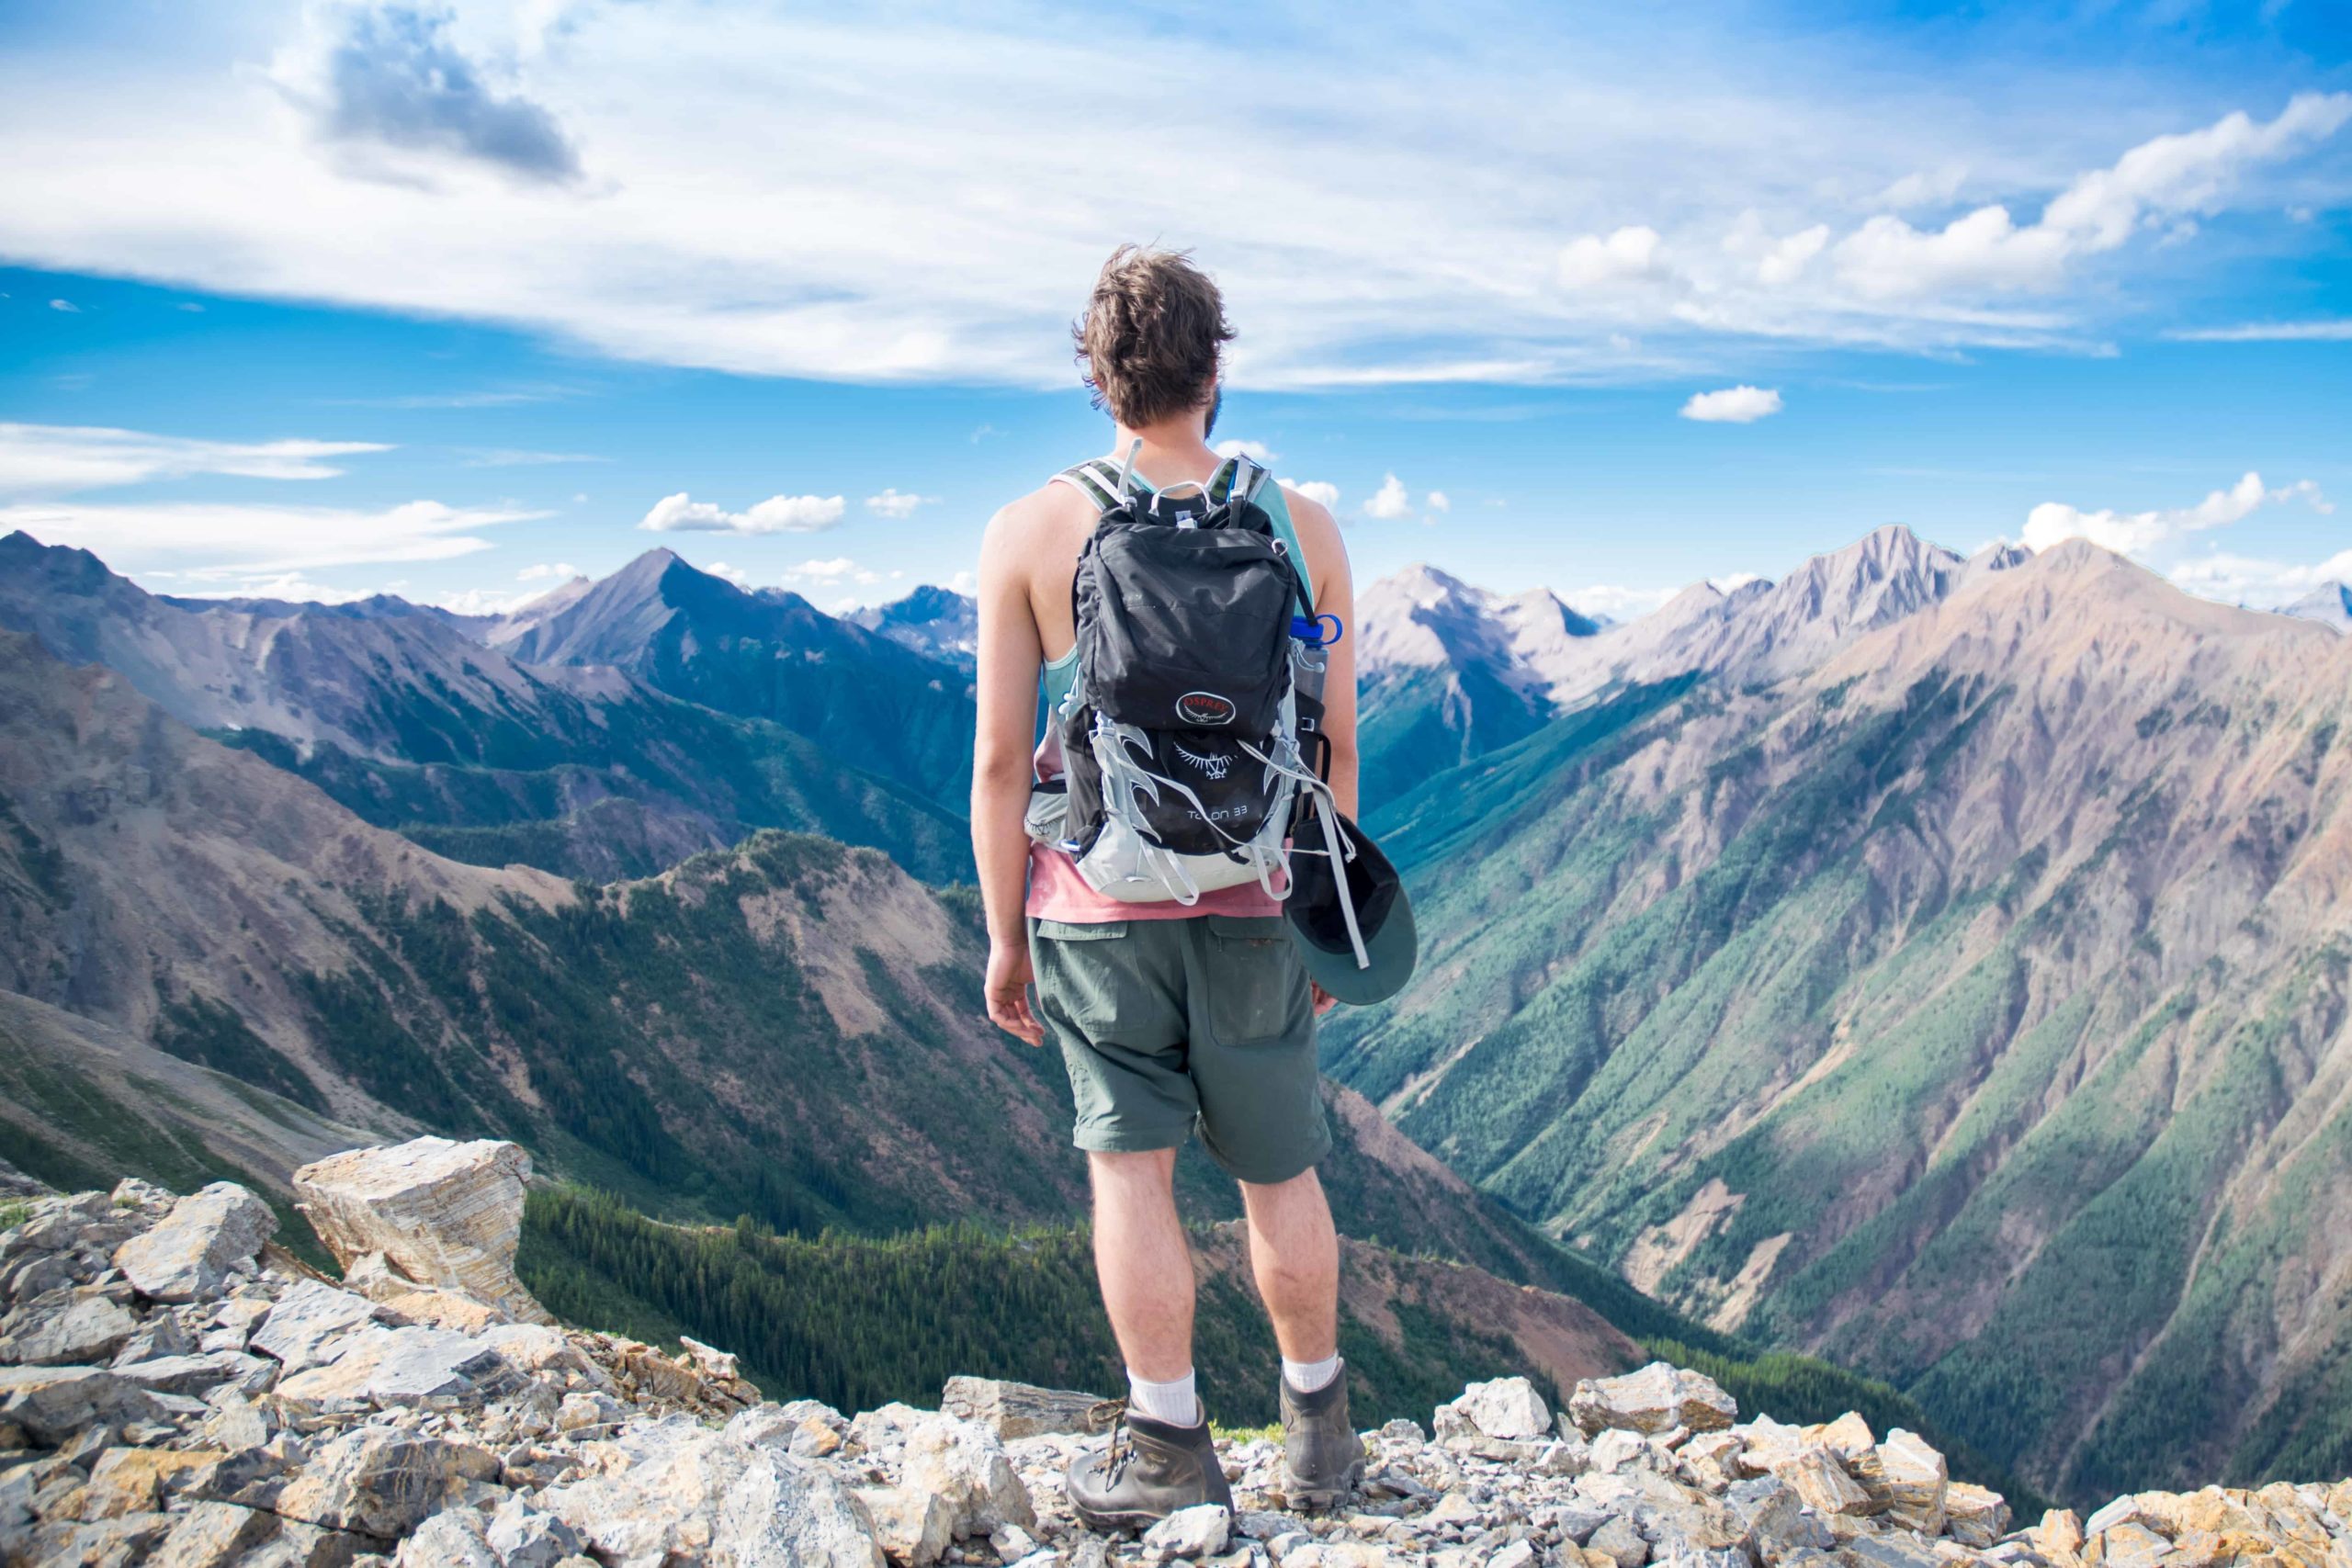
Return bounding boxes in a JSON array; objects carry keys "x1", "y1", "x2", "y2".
[{"x1": 1089, "y1": 1146, "x2": 1179, "y2": 1193}]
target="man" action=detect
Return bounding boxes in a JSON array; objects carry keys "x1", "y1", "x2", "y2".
[{"x1": 971, "y1": 245, "x2": 1363, "y2": 1526}]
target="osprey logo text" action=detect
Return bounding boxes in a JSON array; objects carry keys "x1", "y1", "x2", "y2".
[
  {"x1": 1176, "y1": 691, "x2": 1237, "y2": 727},
  {"x1": 1172, "y1": 741, "x2": 1232, "y2": 780}
]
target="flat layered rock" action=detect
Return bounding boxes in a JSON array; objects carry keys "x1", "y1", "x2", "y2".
[
  {"x1": 272, "y1": 1325, "x2": 516, "y2": 1411},
  {"x1": 292, "y1": 1137, "x2": 550, "y2": 1324},
  {"x1": 111, "y1": 1182, "x2": 276, "y2": 1304},
  {"x1": 1567, "y1": 1361, "x2": 1737, "y2": 1437},
  {"x1": 942, "y1": 1374, "x2": 1118, "y2": 1439}
]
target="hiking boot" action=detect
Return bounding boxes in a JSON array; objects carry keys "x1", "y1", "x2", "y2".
[
  {"x1": 1066, "y1": 1411, "x2": 1234, "y2": 1531},
  {"x1": 1279, "y1": 1366, "x2": 1364, "y2": 1508}
]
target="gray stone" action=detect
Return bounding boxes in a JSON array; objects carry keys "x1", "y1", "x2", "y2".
[
  {"x1": 710, "y1": 1447, "x2": 887, "y2": 1566},
  {"x1": 251, "y1": 1280, "x2": 381, "y2": 1374},
  {"x1": 1143, "y1": 1503, "x2": 1233, "y2": 1563},
  {"x1": 150, "y1": 1499, "x2": 278, "y2": 1566},
  {"x1": 900, "y1": 1412, "x2": 1036, "y2": 1536},
  {"x1": 275, "y1": 1426, "x2": 501, "y2": 1540},
  {"x1": 1847, "y1": 1430, "x2": 1945, "y2": 1534},
  {"x1": 113, "y1": 1350, "x2": 272, "y2": 1397},
  {"x1": 1435, "y1": 1376, "x2": 1555, "y2": 1442},
  {"x1": 942, "y1": 1374, "x2": 1119, "y2": 1438},
  {"x1": 1590, "y1": 1512, "x2": 1653, "y2": 1568},
  {"x1": 1569, "y1": 1362, "x2": 1738, "y2": 1438},
  {"x1": 0, "y1": 1292, "x2": 138, "y2": 1365},
  {"x1": 486, "y1": 1493, "x2": 591, "y2": 1568},
  {"x1": 273, "y1": 1325, "x2": 514, "y2": 1411},
  {"x1": 112, "y1": 1183, "x2": 277, "y2": 1303},
  {"x1": 855, "y1": 1483, "x2": 955, "y2": 1565},
  {"x1": 0, "y1": 1363, "x2": 163, "y2": 1445},
  {"x1": 395, "y1": 1508, "x2": 499, "y2": 1568},
  {"x1": 293, "y1": 1138, "x2": 550, "y2": 1324}
]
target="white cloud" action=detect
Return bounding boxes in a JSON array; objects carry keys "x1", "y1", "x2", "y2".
[
  {"x1": 47, "y1": 299, "x2": 79, "y2": 313},
  {"x1": 0, "y1": 423, "x2": 390, "y2": 495},
  {"x1": 1569, "y1": 583, "x2": 1678, "y2": 620},
  {"x1": 2166, "y1": 319, "x2": 2352, "y2": 343},
  {"x1": 639, "y1": 491, "x2": 845, "y2": 535},
  {"x1": 516, "y1": 560, "x2": 581, "y2": 581},
  {"x1": 1832, "y1": 94, "x2": 2352, "y2": 301},
  {"x1": 461, "y1": 447, "x2": 604, "y2": 467},
  {"x1": 1426, "y1": 491, "x2": 1451, "y2": 513},
  {"x1": 864, "y1": 487, "x2": 933, "y2": 518},
  {"x1": 1711, "y1": 571, "x2": 1767, "y2": 592},
  {"x1": 946, "y1": 569, "x2": 977, "y2": 594},
  {"x1": 703, "y1": 559, "x2": 753, "y2": 588},
  {"x1": 1363, "y1": 474, "x2": 1413, "y2": 521},
  {"x1": 1283, "y1": 479, "x2": 1340, "y2": 511},
  {"x1": 1680, "y1": 386, "x2": 1783, "y2": 423},
  {"x1": 2021, "y1": 472, "x2": 2330, "y2": 556},
  {"x1": 0, "y1": 497, "x2": 542, "y2": 578},
  {"x1": 784, "y1": 556, "x2": 880, "y2": 585},
  {"x1": 1878, "y1": 164, "x2": 1968, "y2": 209},
  {"x1": 1558, "y1": 226, "x2": 1669, "y2": 290},
  {"x1": 2169, "y1": 547, "x2": 2352, "y2": 609},
  {"x1": 1214, "y1": 439, "x2": 1277, "y2": 463}
]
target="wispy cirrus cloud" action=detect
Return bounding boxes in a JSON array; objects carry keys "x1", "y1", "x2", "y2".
[
  {"x1": 1, "y1": 496, "x2": 543, "y2": 579},
  {"x1": 0, "y1": 423, "x2": 389, "y2": 496}
]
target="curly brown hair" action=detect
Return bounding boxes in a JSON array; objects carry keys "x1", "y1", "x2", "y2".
[{"x1": 1072, "y1": 245, "x2": 1234, "y2": 429}]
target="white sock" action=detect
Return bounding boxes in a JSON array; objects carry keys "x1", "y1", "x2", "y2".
[
  {"x1": 1283, "y1": 1353, "x2": 1342, "y2": 1393},
  {"x1": 1126, "y1": 1368, "x2": 1201, "y2": 1427}
]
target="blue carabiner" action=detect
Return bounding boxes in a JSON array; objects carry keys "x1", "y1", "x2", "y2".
[{"x1": 1289, "y1": 613, "x2": 1343, "y2": 647}]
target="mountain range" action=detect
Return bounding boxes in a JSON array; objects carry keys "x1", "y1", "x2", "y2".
[
  {"x1": 1326, "y1": 537, "x2": 2352, "y2": 1502},
  {"x1": 0, "y1": 533, "x2": 978, "y2": 883},
  {"x1": 6, "y1": 511, "x2": 2351, "y2": 1505}
]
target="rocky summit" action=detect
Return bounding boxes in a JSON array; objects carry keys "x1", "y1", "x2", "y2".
[{"x1": 1, "y1": 1142, "x2": 2347, "y2": 1568}]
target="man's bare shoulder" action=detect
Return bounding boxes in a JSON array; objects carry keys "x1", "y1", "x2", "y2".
[
  {"x1": 985, "y1": 476, "x2": 1097, "y2": 551},
  {"x1": 1280, "y1": 485, "x2": 1348, "y2": 567}
]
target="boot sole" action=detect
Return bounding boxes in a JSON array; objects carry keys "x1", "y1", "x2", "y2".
[
  {"x1": 1071, "y1": 1498, "x2": 1235, "y2": 1534},
  {"x1": 1280, "y1": 1461, "x2": 1365, "y2": 1512}
]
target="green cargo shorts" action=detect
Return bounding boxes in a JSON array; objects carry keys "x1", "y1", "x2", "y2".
[{"x1": 1028, "y1": 914, "x2": 1330, "y2": 1185}]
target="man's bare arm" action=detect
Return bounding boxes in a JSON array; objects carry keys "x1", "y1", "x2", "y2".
[
  {"x1": 1284, "y1": 488, "x2": 1359, "y2": 822},
  {"x1": 972, "y1": 502, "x2": 1046, "y2": 1045}
]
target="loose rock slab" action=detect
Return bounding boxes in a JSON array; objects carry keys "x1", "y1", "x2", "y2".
[
  {"x1": 293, "y1": 1137, "x2": 551, "y2": 1324},
  {"x1": 111, "y1": 1182, "x2": 277, "y2": 1303},
  {"x1": 1567, "y1": 1360, "x2": 1738, "y2": 1437}
]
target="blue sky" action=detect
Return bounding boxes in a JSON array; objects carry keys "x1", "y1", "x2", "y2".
[{"x1": 2, "y1": 0, "x2": 2346, "y2": 619}]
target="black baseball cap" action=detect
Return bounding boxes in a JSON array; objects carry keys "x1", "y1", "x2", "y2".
[{"x1": 1284, "y1": 812, "x2": 1417, "y2": 1006}]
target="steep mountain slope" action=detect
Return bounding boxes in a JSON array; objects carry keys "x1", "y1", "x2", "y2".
[
  {"x1": 504, "y1": 549, "x2": 976, "y2": 804},
  {"x1": 0, "y1": 534, "x2": 973, "y2": 882},
  {"x1": 1354, "y1": 566, "x2": 1600, "y2": 806},
  {"x1": 1348, "y1": 531, "x2": 2013, "y2": 808},
  {"x1": 851, "y1": 584, "x2": 980, "y2": 670},
  {"x1": 1325, "y1": 542, "x2": 2352, "y2": 1500}
]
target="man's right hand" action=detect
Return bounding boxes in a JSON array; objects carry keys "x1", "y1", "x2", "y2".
[{"x1": 986, "y1": 939, "x2": 1046, "y2": 1046}]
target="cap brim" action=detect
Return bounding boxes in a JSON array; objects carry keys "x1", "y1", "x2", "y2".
[{"x1": 1286, "y1": 879, "x2": 1417, "y2": 1006}]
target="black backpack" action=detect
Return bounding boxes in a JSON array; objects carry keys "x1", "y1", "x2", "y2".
[{"x1": 1029, "y1": 447, "x2": 1332, "y2": 904}]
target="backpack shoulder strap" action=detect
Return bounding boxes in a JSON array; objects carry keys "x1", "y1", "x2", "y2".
[{"x1": 1050, "y1": 459, "x2": 1127, "y2": 513}]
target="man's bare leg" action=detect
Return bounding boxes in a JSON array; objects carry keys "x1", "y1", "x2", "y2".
[
  {"x1": 1090, "y1": 1148, "x2": 1196, "y2": 1412},
  {"x1": 1239, "y1": 1166, "x2": 1340, "y2": 1366}
]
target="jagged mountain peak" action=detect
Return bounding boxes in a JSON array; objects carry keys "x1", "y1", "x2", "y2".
[{"x1": 2282, "y1": 581, "x2": 2352, "y2": 632}]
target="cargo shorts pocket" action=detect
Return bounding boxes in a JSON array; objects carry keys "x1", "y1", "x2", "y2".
[
  {"x1": 1029, "y1": 919, "x2": 1137, "y2": 1032},
  {"x1": 1202, "y1": 914, "x2": 1309, "y2": 1047}
]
